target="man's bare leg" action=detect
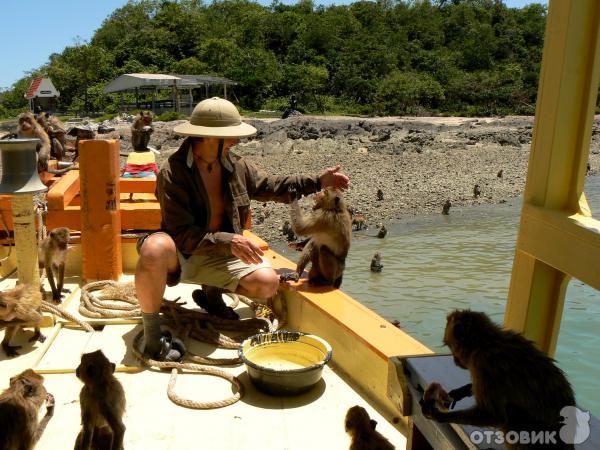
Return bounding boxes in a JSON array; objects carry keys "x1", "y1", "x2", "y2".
[
  {"x1": 237, "y1": 268, "x2": 279, "y2": 301},
  {"x1": 135, "y1": 233, "x2": 181, "y2": 359}
]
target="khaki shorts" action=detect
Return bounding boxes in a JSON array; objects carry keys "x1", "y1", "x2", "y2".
[{"x1": 137, "y1": 232, "x2": 272, "y2": 291}]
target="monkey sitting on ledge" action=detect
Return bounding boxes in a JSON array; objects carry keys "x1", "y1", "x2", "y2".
[{"x1": 421, "y1": 309, "x2": 576, "y2": 450}]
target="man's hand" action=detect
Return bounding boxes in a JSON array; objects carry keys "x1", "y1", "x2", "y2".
[
  {"x1": 231, "y1": 234, "x2": 264, "y2": 264},
  {"x1": 319, "y1": 165, "x2": 349, "y2": 190}
]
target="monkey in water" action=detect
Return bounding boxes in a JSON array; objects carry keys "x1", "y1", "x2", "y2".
[
  {"x1": 38, "y1": 227, "x2": 70, "y2": 303},
  {"x1": 345, "y1": 405, "x2": 395, "y2": 450},
  {"x1": 131, "y1": 110, "x2": 154, "y2": 152},
  {"x1": 370, "y1": 252, "x2": 383, "y2": 272},
  {"x1": 0, "y1": 284, "x2": 44, "y2": 357},
  {"x1": 75, "y1": 350, "x2": 126, "y2": 450},
  {"x1": 442, "y1": 199, "x2": 451, "y2": 215},
  {"x1": 0, "y1": 369, "x2": 55, "y2": 450},
  {"x1": 287, "y1": 187, "x2": 351, "y2": 288},
  {"x1": 421, "y1": 309, "x2": 576, "y2": 450},
  {"x1": 377, "y1": 224, "x2": 387, "y2": 238},
  {"x1": 473, "y1": 184, "x2": 481, "y2": 198}
]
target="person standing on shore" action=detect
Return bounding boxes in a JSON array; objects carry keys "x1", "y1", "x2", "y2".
[{"x1": 135, "y1": 97, "x2": 349, "y2": 361}]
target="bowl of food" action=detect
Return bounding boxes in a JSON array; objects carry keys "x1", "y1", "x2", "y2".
[{"x1": 239, "y1": 331, "x2": 333, "y2": 396}]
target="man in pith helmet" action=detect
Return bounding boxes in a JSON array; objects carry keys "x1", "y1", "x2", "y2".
[{"x1": 135, "y1": 97, "x2": 349, "y2": 361}]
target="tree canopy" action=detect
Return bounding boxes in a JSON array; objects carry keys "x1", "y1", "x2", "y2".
[{"x1": 0, "y1": 0, "x2": 548, "y2": 118}]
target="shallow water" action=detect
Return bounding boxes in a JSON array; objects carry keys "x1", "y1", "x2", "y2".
[{"x1": 274, "y1": 175, "x2": 600, "y2": 414}]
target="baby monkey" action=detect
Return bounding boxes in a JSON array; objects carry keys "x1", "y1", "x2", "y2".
[
  {"x1": 38, "y1": 227, "x2": 70, "y2": 303},
  {"x1": 0, "y1": 369, "x2": 54, "y2": 450},
  {"x1": 286, "y1": 186, "x2": 352, "y2": 288},
  {"x1": 75, "y1": 350, "x2": 126, "y2": 450},
  {"x1": 345, "y1": 405, "x2": 395, "y2": 450}
]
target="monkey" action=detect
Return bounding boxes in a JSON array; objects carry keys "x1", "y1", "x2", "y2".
[
  {"x1": 377, "y1": 224, "x2": 387, "y2": 238},
  {"x1": 36, "y1": 112, "x2": 66, "y2": 161},
  {"x1": 370, "y1": 252, "x2": 383, "y2": 272},
  {"x1": 587, "y1": 162, "x2": 591, "y2": 174},
  {"x1": 376, "y1": 189, "x2": 384, "y2": 201},
  {"x1": 421, "y1": 382, "x2": 452, "y2": 412},
  {"x1": 75, "y1": 350, "x2": 126, "y2": 450},
  {"x1": 0, "y1": 369, "x2": 55, "y2": 450},
  {"x1": 17, "y1": 112, "x2": 51, "y2": 172},
  {"x1": 421, "y1": 309, "x2": 576, "y2": 450},
  {"x1": 38, "y1": 227, "x2": 70, "y2": 303},
  {"x1": 442, "y1": 199, "x2": 451, "y2": 215},
  {"x1": 287, "y1": 187, "x2": 351, "y2": 288},
  {"x1": 473, "y1": 184, "x2": 481, "y2": 198},
  {"x1": 345, "y1": 405, "x2": 395, "y2": 450},
  {"x1": 0, "y1": 284, "x2": 45, "y2": 357},
  {"x1": 497, "y1": 169, "x2": 503, "y2": 178},
  {"x1": 391, "y1": 319, "x2": 401, "y2": 329},
  {"x1": 131, "y1": 110, "x2": 154, "y2": 152},
  {"x1": 351, "y1": 211, "x2": 367, "y2": 231},
  {"x1": 67, "y1": 125, "x2": 95, "y2": 161}
]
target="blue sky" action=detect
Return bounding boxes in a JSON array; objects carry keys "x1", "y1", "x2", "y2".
[{"x1": 0, "y1": 0, "x2": 547, "y2": 90}]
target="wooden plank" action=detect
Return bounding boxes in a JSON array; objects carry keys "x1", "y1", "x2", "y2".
[
  {"x1": 47, "y1": 170, "x2": 80, "y2": 210},
  {"x1": 119, "y1": 178, "x2": 156, "y2": 193}
]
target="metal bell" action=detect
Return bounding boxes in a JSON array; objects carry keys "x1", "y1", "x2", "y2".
[{"x1": 0, "y1": 138, "x2": 48, "y2": 194}]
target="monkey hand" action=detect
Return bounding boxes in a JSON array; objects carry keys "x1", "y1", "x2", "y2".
[
  {"x1": 420, "y1": 399, "x2": 446, "y2": 422},
  {"x1": 46, "y1": 393, "x2": 55, "y2": 416}
]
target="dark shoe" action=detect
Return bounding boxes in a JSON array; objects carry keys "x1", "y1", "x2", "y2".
[
  {"x1": 152, "y1": 330, "x2": 186, "y2": 362},
  {"x1": 192, "y1": 287, "x2": 239, "y2": 320}
]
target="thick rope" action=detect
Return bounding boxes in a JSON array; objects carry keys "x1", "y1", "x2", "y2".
[
  {"x1": 132, "y1": 330, "x2": 244, "y2": 409},
  {"x1": 41, "y1": 300, "x2": 93, "y2": 332}
]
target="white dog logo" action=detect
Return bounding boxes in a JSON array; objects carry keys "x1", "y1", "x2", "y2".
[{"x1": 559, "y1": 406, "x2": 591, "y2": 444}]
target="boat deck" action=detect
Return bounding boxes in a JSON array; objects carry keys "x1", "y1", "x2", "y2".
[{"x1": 0, "y1": 275, "x2": 408, "y2": 450}]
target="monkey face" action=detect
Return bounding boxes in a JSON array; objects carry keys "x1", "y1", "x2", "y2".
[
  {"x1": 313, "y1": 187, "x2": 345, "y2": 212},
  {"x1": 18, "y1": 113, "x2": 37, "y2": 135},
  {"x1": 76, "y1": 350, "x2": 116, "y2": 384},
  {"x1": 10, "y1": 369, "x2": 46, "y2": 400},
  {"x1": 49, "y1": 227, "x2": 70, "y2": 249}
]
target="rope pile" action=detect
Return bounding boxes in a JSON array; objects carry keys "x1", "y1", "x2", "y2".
[{"x1": 79, "y1": 280, "x2": 287, "y2": 409}]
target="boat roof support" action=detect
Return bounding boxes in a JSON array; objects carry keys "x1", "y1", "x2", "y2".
[{"x1": 506, "y1": 0, "x2": 600, "y2": 355}]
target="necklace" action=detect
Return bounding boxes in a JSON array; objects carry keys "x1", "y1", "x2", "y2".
[{"x1": 194, "y1": 154, "x2": 218, "y2": 173}]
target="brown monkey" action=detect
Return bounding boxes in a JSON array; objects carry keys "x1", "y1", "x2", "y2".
[
  {"x1": 442, "y1": 199, "x2": 451, "y2": 215},
  {"x1": 75, "y1": 350, "x2": 126, "y2": 450},
  {"x1": 497, "y1": 169, "x2": 504, "y2": 178},
  {"x1": 0, "y1": 369, "x2": 54, "y2": 450},
  {"x1": 38, "y1": 227, "x2": 70, "y2": 303},
  {"x1": 36, "y1": 112, "x2": 66, "y2": 161},
  {"x1": 377, "y1": 224, "x2": 387, "y2": 238},
  {"x1": 376, "y1": 188, "x2": 384, "y2": 201},
  {"x1": 473, "y1": 184, "x2": 481, "y2": 198},
  {"x1": 0, "y1": 284, "x2": 44, "y2": 357},
  {"x1": 351, "y1": 211, "x2": 367, "y2": 231},
  {"x1": 370, "y1": 252, "x2": 383, "y2": 272},
  {"x1": 422, "y1": 310, "x2": 576, "y2": 449},
  {"x1": 131, "y1": 110, "x2": 154, "y2": 152},
  {"x1": 289, "y1": 187, "x2": 351, "y2": 288},
  {"x1": 17, "y1": 112, "x2": 51, "y2": 172},
  {"x1": 345, "y1": 405, "x2": 395, "y2": 450}
]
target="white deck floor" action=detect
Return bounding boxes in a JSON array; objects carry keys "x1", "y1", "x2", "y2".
[{"x1": 0, "y1": 275, "x2": 407, "y2": 449}]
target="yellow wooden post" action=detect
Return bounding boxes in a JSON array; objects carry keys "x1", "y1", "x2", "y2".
[{"x1": 505, "y1": 0, "x2": 600, "y2": 355}]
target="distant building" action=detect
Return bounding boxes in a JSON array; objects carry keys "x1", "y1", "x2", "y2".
[{"x1": 24, "y1": 77, "x2": 60, "y2": 113}]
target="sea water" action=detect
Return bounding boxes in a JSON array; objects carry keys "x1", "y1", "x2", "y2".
[{"x1": 273, "y1": 175, "x2": 600, "y2": 414}]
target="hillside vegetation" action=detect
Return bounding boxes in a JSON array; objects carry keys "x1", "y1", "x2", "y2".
[{"x1": 0, "y1": 0, "x2": 546, "y2": 118}]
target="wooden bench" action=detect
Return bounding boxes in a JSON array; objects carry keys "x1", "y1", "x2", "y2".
[{"x1": 388, "y1": 354, "x2": 599, "y2": 449}]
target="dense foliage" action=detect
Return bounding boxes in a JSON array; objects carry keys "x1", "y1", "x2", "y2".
[{"x1": 0, "y1": 0, "x2": 547, "y2": 118}]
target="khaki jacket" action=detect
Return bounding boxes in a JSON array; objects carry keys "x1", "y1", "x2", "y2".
[{"x1": 156, "y1": 138, "x2": 321, "y2": 257}]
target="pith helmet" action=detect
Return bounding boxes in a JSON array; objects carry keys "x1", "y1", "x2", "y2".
[{"x1": 173, "y1": 97, "x2": 257, "y2": 138}]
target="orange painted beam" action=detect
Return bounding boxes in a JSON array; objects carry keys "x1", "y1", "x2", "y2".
[
  {"x1": 119, "y1": 178, "x2": 156, "y2": 193},
  {"x1": 47, "y1": 170, "x2": 80, "y2": 210}
]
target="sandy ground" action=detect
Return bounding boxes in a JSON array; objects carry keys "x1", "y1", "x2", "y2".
[{"x1": 2, "y1": 115, "x2": 600, "y2": 243}]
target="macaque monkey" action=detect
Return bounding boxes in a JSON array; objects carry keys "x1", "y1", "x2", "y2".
[
  {"x1": 0, "y1": 369, "x2": 54, "y2": 450},
  {"x1": 497, "y1": 169, "x2": 503, "y2": 178},
  {"x1": 473, "y1": 184, "x2": 481, "y2": 198},
  {"x1": 75, "y1": 350, "x2": 126, "y2": 450},
  {"x1": 36, "y1": 112, "x2": 66, "y2": 161},
  {"x1": 376, "y1": 188, "x2": 384, "y2": 201},
  {"x1": 0, "y1": 284, "x2": 44, "y2": 357},
  {"x1": 288, "y1": 187, "x2": 351, "y2": 288},
  {"x1": 131, "y1": 110, "x2": 154, "y2": 152},
  {"x1": 422, "y1": 310, "x2": 576, "y2": 449},
  {"x1": 345, "y1": 405, "x2": 395, "y2": 450},
  {"x1": 370, "y1": 252, "x2": 383, "y2": 272},
  {"x1": 442, "y1": 199, "x2": 451, "y2": 215},
  {"x1": 351, "y1": 211, "x2": 367, "y2": 231},
  {"x1": 377, "y1": 224, "x2": 387, "y2": 238},
  {"x1": 38, "y1": 227, "x2": 70, "y2": 303},
  {"x1": 17, "y1": 112, "x2": 51, "y2": 172}
]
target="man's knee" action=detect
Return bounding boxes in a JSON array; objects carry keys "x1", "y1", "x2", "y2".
[
  {"x1": 239, "y1": 268, "x2": 279, "y2": 299},
  {"x1": 137, "y1": 234, "x2": 177, "y2": 271}
]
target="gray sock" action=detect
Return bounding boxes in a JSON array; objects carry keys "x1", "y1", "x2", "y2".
[{"x1": 142, "y1": 312, "x2": 162, "y2": 356}]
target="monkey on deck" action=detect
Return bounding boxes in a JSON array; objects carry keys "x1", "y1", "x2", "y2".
[
  {"x1": 345, "y1": 405, "x2": 395, "y2": 450},
  {"x1": 286, "y1": 187, "x2": 352, "y2": 288},
  {"x1": 0, "y1": 284, "x2": 45, "y2": 357},
  {"x1": 38, "y1": 227, "x2": 70, "y2": 303},
  {"x1": 0, "y1": 369, "x2": 54, "y2": 450},
  {"x1": 75, "y1": 350, "x2": 126, "y2": 450},
  {"x1": 421, "y1": 309, "x2": 576, "y2": 450},
  {"x1": 36, "y1": 112, "x2": 67, "y2": 161}
]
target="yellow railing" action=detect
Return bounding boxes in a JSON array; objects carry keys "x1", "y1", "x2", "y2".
[{"x1": 506, "y1": 0, "x2": 600, "y2": 355}]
